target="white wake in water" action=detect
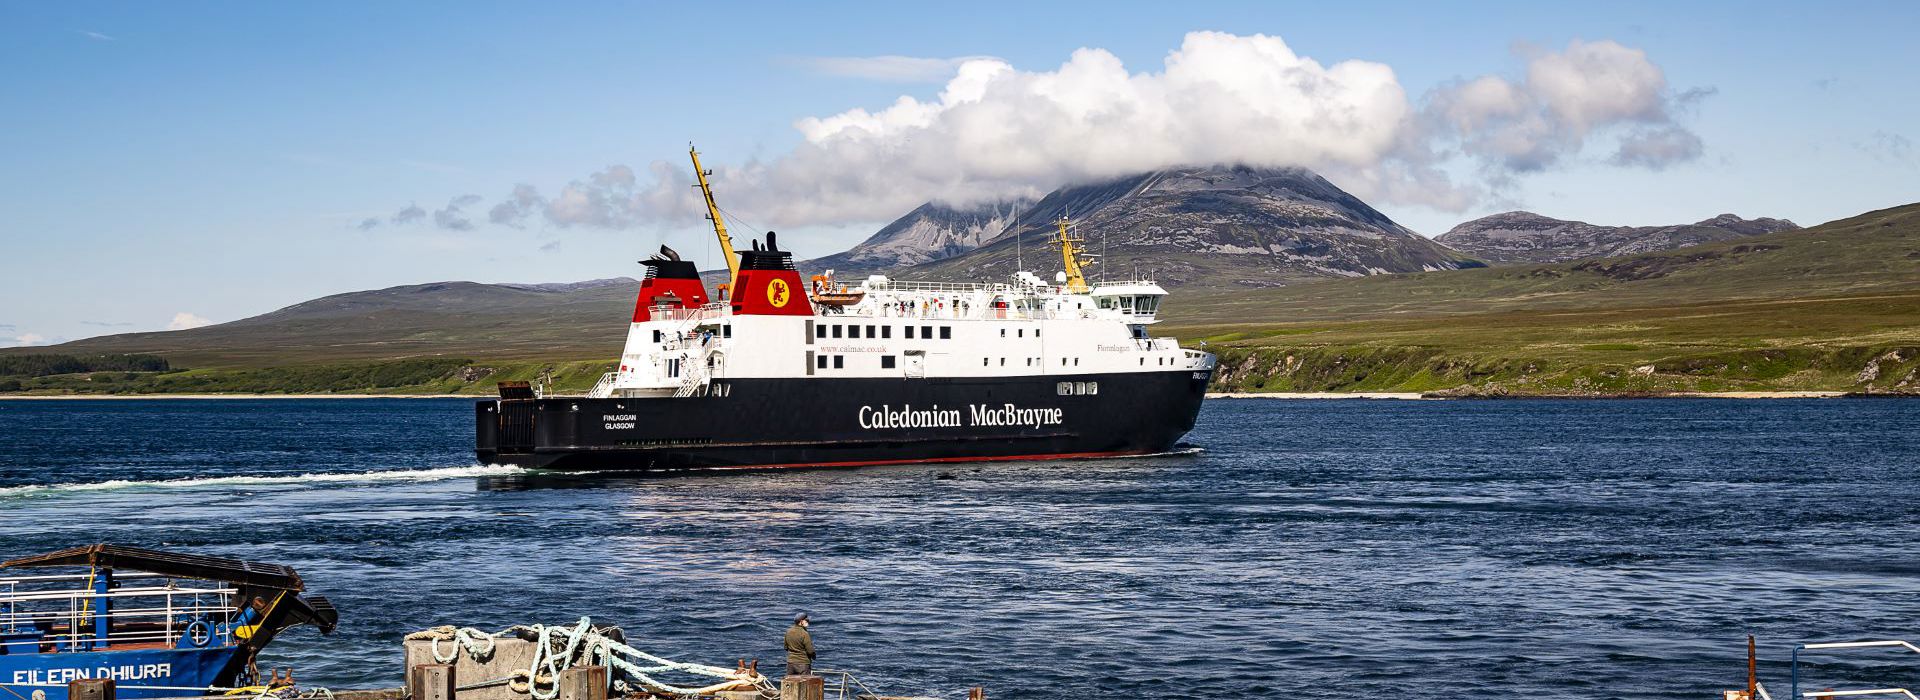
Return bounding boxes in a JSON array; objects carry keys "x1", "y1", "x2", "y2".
[{"x1": 0, "y1": 464, "x2": 529, "y2": 498}]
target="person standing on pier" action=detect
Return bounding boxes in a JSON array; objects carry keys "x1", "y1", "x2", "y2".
[{"x1": 784, "y1": 613, "x2": 816, "y2": 676}]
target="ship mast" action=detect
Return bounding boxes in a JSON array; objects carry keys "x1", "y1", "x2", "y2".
[
  {"x1": 689, "y1": 146, "x2": 740, "y2": 289},
  {"x1": 1053, "y1": 216, "x2": 1091, "y2": 293}
]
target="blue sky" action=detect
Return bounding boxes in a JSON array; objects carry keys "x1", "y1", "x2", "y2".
[{"x1": 2, "y1": 1, "x2": 1916, "y2": 346}]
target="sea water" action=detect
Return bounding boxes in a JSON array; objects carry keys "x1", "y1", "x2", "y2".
[{"x1": 2, "y1": 398, "x2": 1917, "y2": 698}]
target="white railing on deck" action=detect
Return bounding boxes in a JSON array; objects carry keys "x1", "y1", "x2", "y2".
[
  {"x1": 1, "y1": 583, "x2": 236, "y2": 651},
  {"x1": 673, "y1": 358, "x2": 709, "y2": 398},
  {"x1": 648, "y1": 302, "x2": 728, "y2": 323},
  {"x1": 865, "y1": 279, "x2": 1025, "y2": 294},
  {"x1": 587, "y1": 371, "x2": 617, "y2": 399},
  {"x1": 1792, "y1": 640, "x2": 1920, "y2": 700}
]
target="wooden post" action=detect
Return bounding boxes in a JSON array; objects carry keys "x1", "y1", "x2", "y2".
[
  {"x1": 408, "y1": 664, "x2": 455, "y2": 700},
  {"x1": 778, "y1": 675, "x2": 823, "y2": 700},
  {"x1": 68, "y1": 679, "x2": 115, "y2": 700},
  {"x1": 557, "y1": 666, "x2": 607, "y2": 700}
]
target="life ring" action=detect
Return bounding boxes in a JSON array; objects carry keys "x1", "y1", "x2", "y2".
[{"x1": 183, "y1": 620, "x2": 215, "y2": 648}]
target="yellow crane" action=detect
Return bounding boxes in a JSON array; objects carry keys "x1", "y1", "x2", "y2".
[
  {"x1": 1052, "y1": 216, "x2": 1092, "y2": 293},
  {"x1": 689, "y1": 146, "x2": 740, "y2": 291}
]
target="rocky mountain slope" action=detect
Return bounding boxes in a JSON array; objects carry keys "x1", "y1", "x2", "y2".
[
  {"x1": 1435, "y1": 211, "x2": 1799, "y2": 265},
  {"x1": 904, "y1": 165, "x2": 1480, "y2": 287},
  {"x1": 804, "y1": 199, "x2": 1026, "y2": 273}
]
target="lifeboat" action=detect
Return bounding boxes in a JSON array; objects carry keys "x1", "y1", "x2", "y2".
[{"x1": 810, "y1": 272, "x2": 865, "y2": 306}]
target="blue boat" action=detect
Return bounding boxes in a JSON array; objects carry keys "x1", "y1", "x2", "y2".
[{"x1": 0, "y1": 545, "x2": 337, "y2": 700}]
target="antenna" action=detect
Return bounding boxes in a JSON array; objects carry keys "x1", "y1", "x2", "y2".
[
  {"x1": 1101, "y1": 220, "x2": 1108, "y2": 285},
  {"x1": 1014, "y1": 199, "x2": 1023, "y2": 277}
]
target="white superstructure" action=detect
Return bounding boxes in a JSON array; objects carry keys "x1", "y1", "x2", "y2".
[{"x1": 589, "y1": 272, "x2": 1215, "y2": 399}]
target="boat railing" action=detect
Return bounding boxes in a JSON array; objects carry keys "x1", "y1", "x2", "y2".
[
  {"x1": 648, "y1": 302, "x2": 729, "y2": 323},
  {"x1": 863, "y1": 279, "x2": 1024, "y2": 295},
  {"x1": 1791, "y1": 640, "x2": 1920, "y2": 700},
  {"x1": 586, "y1": 371, "x2": 618, "y2": 399},
  {"x1": 817, "y1": 663, "x2": 890, "y2": 698},
  {"x1": 672, "y1": 356, "x2": 710, "y2": 395},
  {"x1": 1, "y1": 583, "x2": 236, "y2": 651}
]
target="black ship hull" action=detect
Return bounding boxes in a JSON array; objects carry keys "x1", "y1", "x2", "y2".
[{"x1": 475, "y1": 369, "x2": 1211, "y2": 470}]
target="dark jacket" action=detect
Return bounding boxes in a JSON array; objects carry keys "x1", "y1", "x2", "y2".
[{"x1": 784, "y1": 623, "x2": 815, "y2": 665}]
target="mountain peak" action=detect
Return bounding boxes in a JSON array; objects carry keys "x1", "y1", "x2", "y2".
[
  {"x1": 1690, "y1": 213, "x2": 1800, "y2": 235},
  {"x1": 1457, "y1": 211, "x2": 1575, "y2": 229},
  {"x1": 1438, "y1": 211, "x2": 1801, "y2": 265},
  {"x1": 803, "y1": 198, "x2": 1028, "y2": 273},
  {"x1": 903, "y1": 164, "x2": 1476, "y2": 286}
]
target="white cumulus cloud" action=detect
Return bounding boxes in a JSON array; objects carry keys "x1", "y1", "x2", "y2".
[
  {"x1": 796, "y1": 55, "x2": 998, "y2": 82},
  {"x1": 474, "y1": 32, "x2": 1709, "y2": 230},
  {"x1": 1425, "y1": 39, "x2": 1703, "y2": 173},
  {"x1": 168, "y1": 312, "x2": 213, "y2": 331}
]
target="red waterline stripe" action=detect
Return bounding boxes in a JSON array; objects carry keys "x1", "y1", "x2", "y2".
[{"x1": 707, "y1": 449, "x2": 1146, "y2": 471}]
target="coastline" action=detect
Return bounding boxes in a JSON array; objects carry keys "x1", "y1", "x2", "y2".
[
  {"x1": 1208, "y1": 391, "x2": 1433, "y2": 400},
  {"x1": 0, "y1": 393, "x2": 477, "y2": 400},
  {"x1": 0, "y1": 390, "x2": 1881, "y2": 401},
  {"x1": 1208, "y1": 390, "x2": 1854, "y2": 400}
]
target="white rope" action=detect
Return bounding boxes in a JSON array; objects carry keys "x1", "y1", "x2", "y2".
[
  {"x1": 405, "y1": 626, "x2": 498, "y2": 664},
  {"x1": 410, "y1": 617, "x2": 770, "y2": 698}
]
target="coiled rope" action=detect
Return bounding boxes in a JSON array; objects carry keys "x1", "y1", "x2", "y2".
[
  {"x1": 407, "y1": 618, "x2": 770, "y2": 698},
  {"x1": 406, "y1": 626, "x2": 498, "y2": 664}
]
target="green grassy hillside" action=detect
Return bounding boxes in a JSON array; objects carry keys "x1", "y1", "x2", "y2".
[
  {"x1": 1164, "y1": 203, "x2": 1920, "y2": 394},
  {"x1": 1171, "y1": 203, "x2": 1920, "y2": 324},
  {"x1": 9, "y1": 203, "x2": 1918, "y2": 396},
  {"x1": 32, "y1": 281, "x2": 636, "y2": 368}
]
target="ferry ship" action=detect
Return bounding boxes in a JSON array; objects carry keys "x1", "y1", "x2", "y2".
[
  {"x1": 475, "y1": 148, "x2": 1216, "y2": 470},
  {"x1": 0, "y1": 545, "x2": 337, "y2": 700}
]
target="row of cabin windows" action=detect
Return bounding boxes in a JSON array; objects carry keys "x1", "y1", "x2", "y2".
[
  {"x1": 815, "y1": 354, "x2": 901, "y2": 370},
  {"x1": 1058, "y1": 381, "x2": 1099, "y2": 395},
  {"x1": 1142, "y1": 356, "x2": 1176, "y2": 365},
  {"x1": 1096, "y1": 295, "x2": 1162, "y2": 314},
  {"x1": 982, "y1": 357, "x2": 1080, "y2": 367},
  {"x1": 997, "y1": 328, "x2": 1038, "y2": 338},
  {"x1": 818, "y1": 323, "x2": 951, "y2": 340}
]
